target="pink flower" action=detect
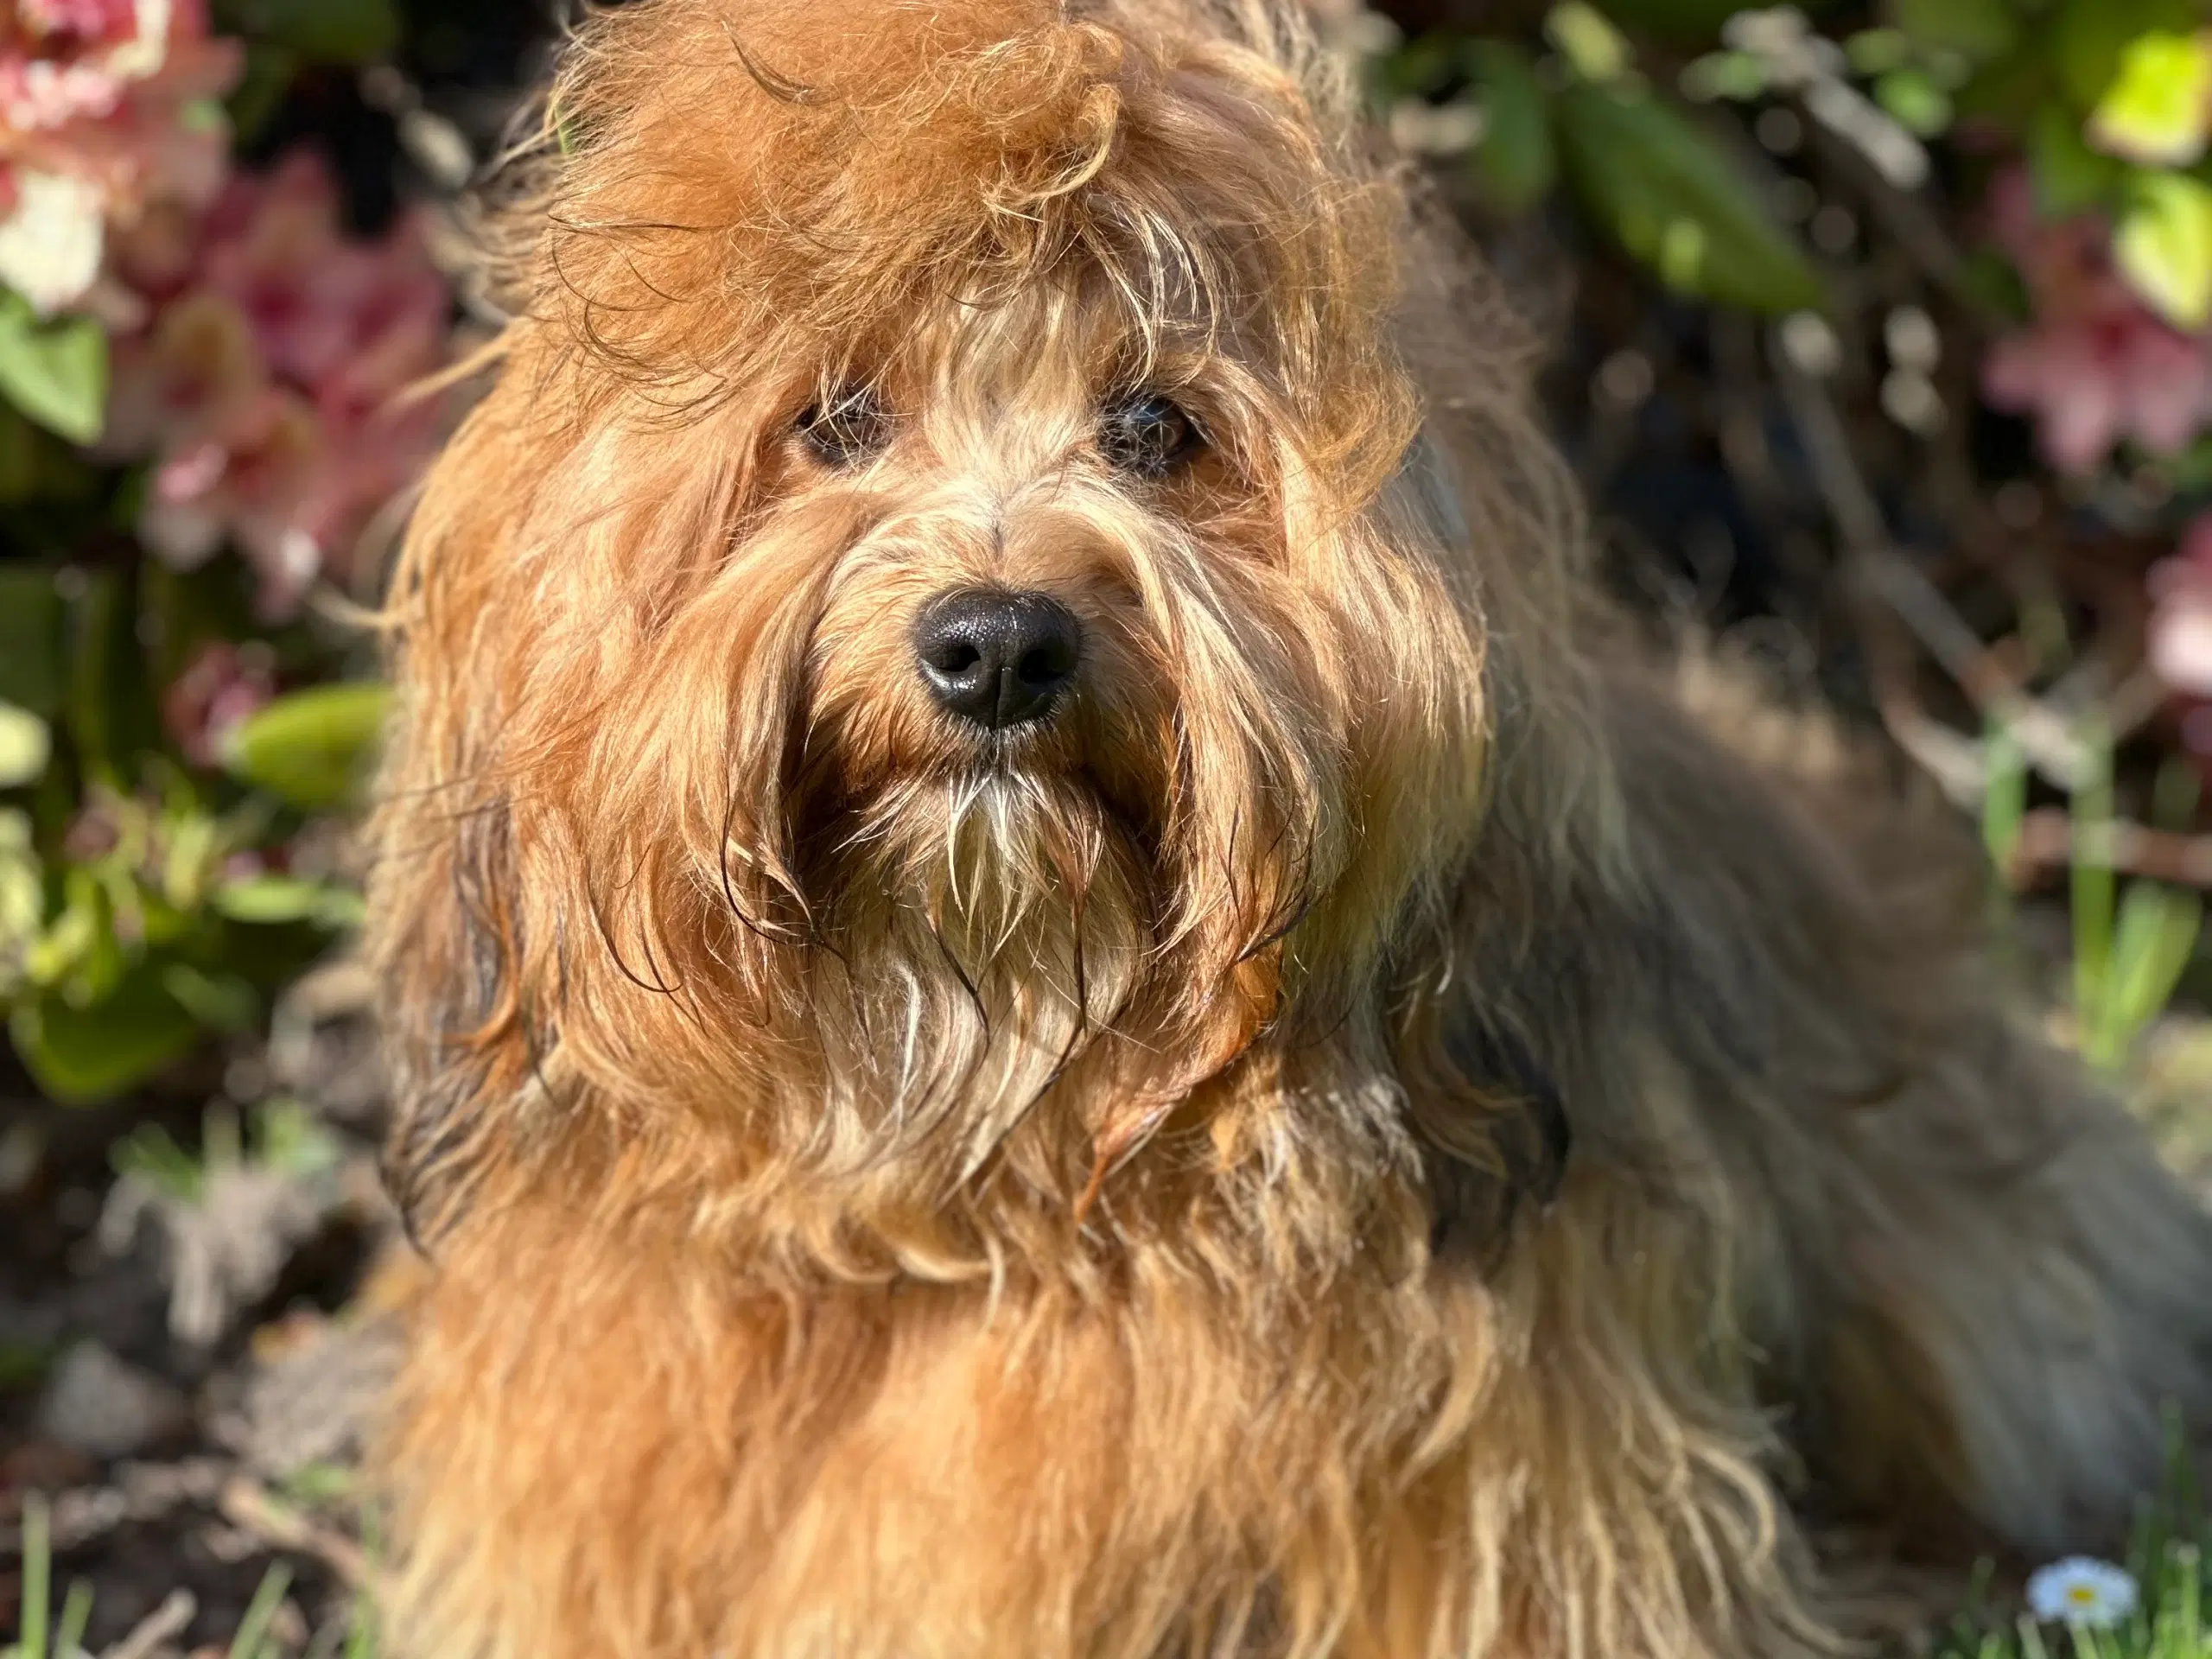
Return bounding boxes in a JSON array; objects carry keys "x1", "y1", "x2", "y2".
[
  {"x1": 1983, "y1": 311, "x2": 2212, "y2": 474},
  {"x1": 2150, "y1": 516, "x2": 2212, "y2": 700},
  {"x1": 101, "y1": 286, "x2": 260, "y2": 452},
  {"x1": 16, "y1": 0, "x2": 140, "y2": 44},
  {"x1": 0, "y1": 0, "x2": 240, "y2": 313},
  {"x1": 161, "y1": 639, "x2": 273, "y2": 767},
  {"x1": 139, "y1": 384, "x2": 327, "y2": 592},
  {"x1": 103, "y1": 150, "x2": 458, "y2": 617},
  {"x1": 1979, "y1": 166, "x2": 2212, "y2": 474}
]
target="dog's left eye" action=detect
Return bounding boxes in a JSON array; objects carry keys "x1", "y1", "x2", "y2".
[
  {"x1": 1098, "y1": 393, "x2": 1202, "y2": 479},
  {"x1": 797, "y1": 388, "x2": 893, "y2": 467}
]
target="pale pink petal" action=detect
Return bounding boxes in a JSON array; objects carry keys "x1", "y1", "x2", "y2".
[
  {"x1": 1981, "y1": 332, "x2": 2054, "y2": 410},
  {"x1": 2152, "y1": 591, "x2": 2212, "y2": 696},
  {"x1": 2118, "y1": 321, "x2": 2212, "y2": 454},
  {"x1": 2041, "y1": 373, "x2": 2125, "y2": 473}
]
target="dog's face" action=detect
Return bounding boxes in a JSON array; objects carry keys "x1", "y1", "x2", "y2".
[{"x1": 379, "y1": 0, "x2": 1520, "y2": 1228}]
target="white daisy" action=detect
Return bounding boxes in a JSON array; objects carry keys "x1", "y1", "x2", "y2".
[{"x1": 2025, "y1": 1556, "x2": 2139, "y2": 1630}]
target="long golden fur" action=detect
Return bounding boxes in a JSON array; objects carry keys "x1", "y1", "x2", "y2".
[{"x1": 364, "y1": 3, "x2": 2212, "y2": 1654}]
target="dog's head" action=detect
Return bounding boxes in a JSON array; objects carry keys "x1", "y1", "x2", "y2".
[{"x1": 373, "y1": 0, "x2": 1583, "y2": 1253}]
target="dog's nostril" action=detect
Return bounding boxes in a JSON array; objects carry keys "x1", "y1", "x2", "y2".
[
  {"x1": 1017, "y1": 643, "x2": 1074, "y2": 688},
  {"x1": 913, "y1": 588, "x2": 1083, "y2": 731}
]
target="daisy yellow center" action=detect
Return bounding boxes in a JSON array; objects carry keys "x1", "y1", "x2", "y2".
[{"x1": 2069, "y1": 1586, "x2": 2099, "y2": 1605}]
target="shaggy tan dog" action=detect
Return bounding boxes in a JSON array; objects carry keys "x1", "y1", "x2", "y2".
[{"x1": 364, "y1": 2, "x2": 2212, "y2": 1654}]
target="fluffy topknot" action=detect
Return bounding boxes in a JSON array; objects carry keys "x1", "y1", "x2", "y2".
[{"x1": 484, "y1": 1, "x2": 1392, "y2": 450}]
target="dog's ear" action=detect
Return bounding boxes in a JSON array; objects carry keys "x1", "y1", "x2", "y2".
[
  {"x1": 366, "y1": 363, "x2": 560, "y2": 1251},
  {"x1": 1396, "y1": 428, "x2": 1473, "y2": 554},
  {"x1": 373, "y1": 786, "x2": 542, "y2": 1249},
  {"x1": 1401, "y1": 1006, "x2": 1573, "y2": 1268}
]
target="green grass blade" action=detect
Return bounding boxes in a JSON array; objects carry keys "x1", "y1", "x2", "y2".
[
  {"x1": 344, "y1": 1590, "x2": 378, "y2": 1659},
  {"x1": 2181, "y1": 1541, "x2": 2202, "y2": 1649},
  {"x1": 2107, "y1": 886, "x2": 2203, "y2": 1065},
  {"x1": 1984, "y1": 722, "x2": 2028, "y2": 887},
  {"x1": 226, "y1": 1563, "x2": 293, "y2": 1659},
  {"x1": 18, "y1": 1493, "x2": 49, "y2": 1659},
  {"x1": 2071, "y1": 717, "x2": 2115, "y2": 1064},
  {"x1": 52, "y1": 1582, "x2": 90, "y2": 1659}
]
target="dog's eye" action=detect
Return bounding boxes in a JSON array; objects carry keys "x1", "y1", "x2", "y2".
[
  {"x1": 1098, "y1": 392, "x2": 1201, "y2": 479},
  {"x1": 797, "y1": 388, "x2": 892, "y2": 467}
]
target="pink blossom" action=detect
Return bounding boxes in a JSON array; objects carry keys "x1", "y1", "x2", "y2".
[
  {"x1": 100, "y1": 287, "x2": 257, "y2": 448},
  {"x1": 2145, "y1": 517, "x2": 2212, "y2": 778},
  {"x1": 1982, "y1": 312, "x2": 2212, "y2": 474},
  {"x1": 1979, "y1": 166, "x2": 2212, "y2": 474},
  {"x1": 0, "y1": 0, "x2": 239, "y2": 313},
  {"x1": 103, "y1": 149, "x2": 457, "y2": 618},
  {"x1": 16, "y1": 0, "x2": 140, "y2": 44},
  {"x1": 2150, "y1": 516, "x2": 2212, "y2": 695}
]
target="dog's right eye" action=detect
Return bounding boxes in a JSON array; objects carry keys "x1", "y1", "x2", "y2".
[{"x1": 796, "y1": 389, "x2": 892, "y2": 467}]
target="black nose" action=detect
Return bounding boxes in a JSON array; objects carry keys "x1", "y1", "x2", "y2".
[{"x1": 913, "y1": 588, "x2": 1082, "y2": 730}]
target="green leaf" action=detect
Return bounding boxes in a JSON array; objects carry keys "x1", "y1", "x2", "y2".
[
  {"x1": 1376, "y1": 35, "x2": 1457, "y2": 99},
  {"x1": 1679, "y1": 49, "x2": 1768, "y2": 102},
  {"x1": 1554, "y1": 83, "x2": 1825, "y2": 314},
  {"x1": 1465, "y1": 42, "x2": 1557, "y2": 213},
  {"x1": 0, "y1": 568, "x2": 64, "y2": 715},
  {"x1": 0, "y1": 809, "x2": 41, "y2": 968},
  {"x1": 2088, "y1": 29, "x2": 2212, "y2": 166},
  {"x1": 214, "y1": 874, "x2": 363, "y2": 930},
  {"x1": 0, "y1": 295, "x2": 106, "y2": 447},
  {"x1": 1953, "y1": 44, "x2": 2053, "y2": 130},
  {"x1": 161, "y1": 963, "x2": 259, "y2": 1034},
  {"x1": 1599, "y1": 0, "x2": 1834, "y2": 39},
  {"x1": 0, "y1": 403, "x2": 40, "y2": 505},
  {"x1": 215, "y1": 0, "x2": 397, "y2": 63},
  {"x1": 226, "y1": 43, "x2": 301, "y2": 143},
  {"x1": 2115, "y1": 169, "x2": 2212, "y2": 327},
  {"x1": 0, "y1": 702, "x2": 50, "y2": 789},
  {"x1": 1877, "y1": 68, "x2": 1955, "y2": 137},
  {"x1": 10, "y1": 969, "x2": 201, "y2": 1103},
  {"x1": 2031, "y1": 103, "x2": 2126, "y2": 213},
  {"x1": 1846, "y1": 29, "x2": 1915, "y2": 76},
  {"x1": 2053, "y1": 0, "x2": 2199, "y2": 112},
  {"x1": 220, "y1": 681, "x2": 391, "y2": 811},
  {"x1": 1547, "y1": 2, "x2": 1632, "y2": 82},
  {"x1": 1888, "y1": 0, "x2": 2016, "y2": 62},
  {"x1": 66, "y1": 569, "x2": 158, "y2": 788}
]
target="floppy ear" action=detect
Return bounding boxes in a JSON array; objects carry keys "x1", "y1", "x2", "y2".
[
  {"x1": 1405, "y1": 1006, "x2": 1573, "y2": 1268},
  {"x1": 372, "y1": 785, "x2": 537, "y2": 1248},
  {"x1": 366, "y1": 370, "x2": 553, "y2": 1250}
]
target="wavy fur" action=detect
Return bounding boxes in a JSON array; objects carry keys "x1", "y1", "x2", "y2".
[{"x1": 365, "y1": 3, "x2": 2212, "y2": 1655}]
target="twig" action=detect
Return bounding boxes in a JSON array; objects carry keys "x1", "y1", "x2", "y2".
[
  {"x1": 101, "y1": 1590, "x2": 195, "y2": 1659},
  {"x1": 2013, "y1": 807, "x2": 2212, "y2": 888},
  {"x1": 1867, "y1": 683, "x2": 1989, "y2": 804},
  {"x1": 1793, "y1": 97, "x2": 1985, "y2": 322},
  {"x1": 217, "y1": 1478, "x2": 372, "y2": 1592},
  {"x1": 1770, "y1": 340, "x2": 2090, "y2": 790}
]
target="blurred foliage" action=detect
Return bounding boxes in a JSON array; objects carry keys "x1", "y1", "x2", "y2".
[
  {"x1": 0, "y1": 546, "x2": 385, "y2": 1099},
  {"x1": 1377, "y1": 0, "x2": 2212, "y2": 327},
  {"x1": 0, "y1": 0, "x2": 414, "y2": 1103}
]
